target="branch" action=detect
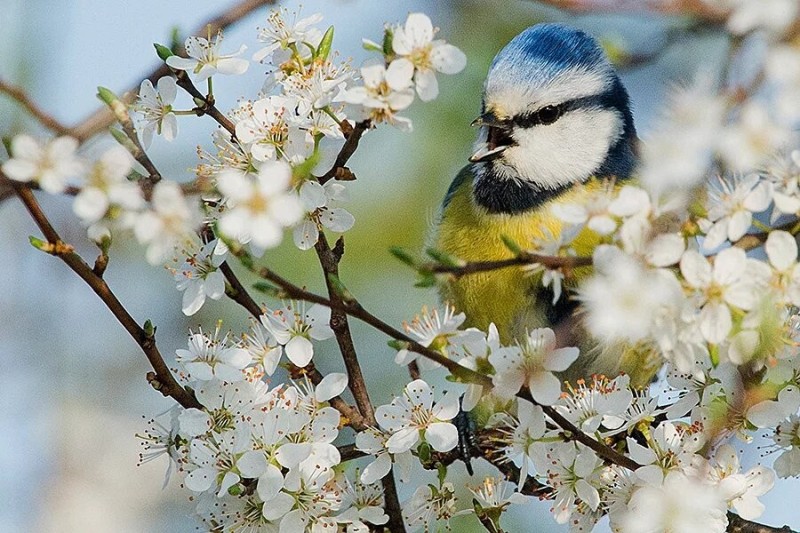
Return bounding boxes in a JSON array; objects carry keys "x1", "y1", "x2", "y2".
[
  {"x1": 69, "y1": 0, "x2": 275, "y2": 141},
  {"x1": 529, "y1": 0, "x2": 729, "y2": 23},
  {"x1": 172, "y1": 70, "x2": 237, "y2": 135},
  {"x1": 9, "y1": 178, "x2": 199, "y2": 409},
  {"x1": 0, "y1": 78, "x2": 74, "y2": 136},
  {"x1": 422, "y1": 252, "x2": 592, "y2": 278},
  {"x1": 319, "y1": 120, "x2": 371, "y2": 184},
  {"x1": 726, "y1": 513, "x2": 796, "y2": 533}
]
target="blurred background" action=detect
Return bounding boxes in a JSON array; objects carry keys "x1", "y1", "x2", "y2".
[{"x1": 1, "y1": 0, "x2": 797, "y2": 531}]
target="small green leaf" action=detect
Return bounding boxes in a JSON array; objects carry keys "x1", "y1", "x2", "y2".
[
  {"x1": 154, "y1": 43, "x2": 174, "y2": 61},
  {"x1": 388, "y1": 339, "x2": 409, "y2": 351},
  {"x1": 144, "y1": 319, "x2": 156, "y2": 337},
  {"x1": 437, "y1": 463, "x2": 448, "y2": 485},
  {"x1": 96, "y1": 86, "x2": 119, "y2": 107},
  {"x1": 227, "y1": 483, "x2": 243, "y2": 496},
  {"x1": 389, "y1": 246, "x2": 417, "y2": 267},
  {"x1": 327, "y1": 273, "x2": 354, "y2": 302},
  {"x1": 425, "y1": 247, "x2": 464, "y2": 268},
  {"x1": 500, "y1": 234, "x2": 522, "y2": 255},
  {"x1": 362, "y1": 38, "x2": 383, "y2": 53},
  {"x1": 418, "y1": 441, "x2": 432, "y2": 462},
  {"x1": 316, "y1": 26, "x2": 334, "y2": 61},
  {"x1": 253, "y1": 281, "x2": 279, "y2": 297},
  {"x1": 414, "y1": 273, "x2": 437, "y2": 288}
]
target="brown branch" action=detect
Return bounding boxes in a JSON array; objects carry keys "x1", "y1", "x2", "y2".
[
  {"x1": 423, "y1": 252, "x2": 592, "y2": 278},
  {"x1": 172, "y1": 70, "x2": 237, "y2": 135},
  {"x1": 69, "y1": 0, "x2": 275, "y2": 142},
  {"x1": 726, "y1": 513, "x2": 796, "y2": 533},
  {"x1": 0, "y1": 79, "x2": 74, "y2": 136},
  {"x1": 319, "y1": 120, "x2": 371, "y2": 184},
  {"x1": 9, "y1": 178, "x2": 199, "y2": 409},
  {"x1": 229, "y1": 246, "x2": 640, "y2": 472},
  {"x1": 218, "y1": 259, "x2": 366, "y2": 430},
  {"x1": 530, "y1": 0, "x2": 729, "y2": 22}
]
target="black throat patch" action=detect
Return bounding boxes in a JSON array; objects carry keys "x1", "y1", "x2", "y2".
[{"x1": 472, "y1": 164, "x2": 573, "y2": 214}]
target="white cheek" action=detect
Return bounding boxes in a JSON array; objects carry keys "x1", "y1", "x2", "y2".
[{"x1": 502, "y1": 108, "x2": 623, "y2": 188}]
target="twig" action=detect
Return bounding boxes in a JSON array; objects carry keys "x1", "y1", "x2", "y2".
[
  {"x1": 9, "y1": 178, "x2": 199, "y2": 409},
  {"x1": 423, "y1": 252, "x2": 592, "y2": 278},
  {"x1": 172, "y1": 70, "x2": 237, "y2": 135},
  {"x1": 69, "y1": 0, "x2": 275, "y2": 142},
  {"x1": 726, "y1": 513, "x2": 796, "y2": 533},
  {"x1": 0, "y1": 78, "x2": 74, "y2": 136},
  {"x1": 319, "y1": 120, "x2": 371, "y2": 184}
]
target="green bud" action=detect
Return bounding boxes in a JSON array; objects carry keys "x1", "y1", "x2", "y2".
[
  {"x1": 28, "y1": 235, "x2": 49, "y2": 251},
  {"x1": 382, "y1": 27, "x2": 394, "y2": 57},
  {"x1": 389, "y1": 246, "x2": 417, "y2": 267},
  {"x1": 418, "y1": 441, "x2": 432, "y2": 462},
  {"x1": 154, "y1": 43, "x2": 174, "y2": 61},
  {"x1": 227, "y1": 483, "x2": 243, "y2": 496},
  {"x1": 316, "y1": 26, "x2": 334, "y2": 61},
  {"x1": 500, "y1": 234, "x2": 522, "y2": 255},
  {"x1": 327, "y1": 273, "x2": 354, "y2": 302},
  {"x1": 97, "y1": 86, "x2": 129, "y2": 123},
  {"x1": 109, "y1": 127, "x2": 138, "y2": 153},
  {"x1": 362, "y1": 39, "x2": 383, "y2": 53},
  {"x1": 1, "y1": 136, "x2": 12, "y2": 157},
  {"x1": 414, "y1": 273, "x2": 437, "y2": 288},
  {"x1": 143, "y1": 319, "x2": 156, "y2": 337},
  {"x1": 388, "y1": 339, "x2": 409, "y2": 351},
  {"x1": 437, "y1": 463, "x2": 448, "y2": 486}
]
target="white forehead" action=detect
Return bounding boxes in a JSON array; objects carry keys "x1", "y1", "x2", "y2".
[{"x1": 484, "y1": 65, "x2": 613, "y2": 118}]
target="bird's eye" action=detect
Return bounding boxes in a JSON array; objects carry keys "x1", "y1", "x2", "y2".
[{"x1": 537, "y1": 105, "x2": 562, "y2": 125}]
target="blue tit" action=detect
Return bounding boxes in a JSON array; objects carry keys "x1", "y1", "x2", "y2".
[{"x1": 432, "y1": 23, "x2": 656, "y2": 385}]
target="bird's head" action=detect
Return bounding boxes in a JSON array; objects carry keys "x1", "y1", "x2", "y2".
[{"x1": 469, "y1": 24, "x2": 637, "y2": 211}]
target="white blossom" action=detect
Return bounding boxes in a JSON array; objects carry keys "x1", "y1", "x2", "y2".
[
  {"x1": 175, "y1": 326, "x2": 250, "y2": 382},
  {"x1": 166, "y1": 31, "x2": 249, "y2": 82},
  {"x1": 702, "y1": 174, "x2": 773, "y2": 251},
  {"x1": 341, "y1": 63, "x2": 415, "y2": 131},
  {"x1": 253, "y1": 9, "x2": 323, "y2": 63},
  {"x1": 260, "y1": 301, "x2": 333, "y2": 368},
  {"x1": 172, "y1": 239, "x2": 226, "y2": 316},
  {"x1": 134, "y1": 76, "x2": 178, "y2": 148},
  {"x1": 294, "y1": 180, "x2": 354, "y2": 250},
  {"x1": 402, "y1": 482, "x2": 457, "y2": 532},
  {"x1": 390, "y1": 13, "x2": 466, "y2": 101},
  {"x1": 2, "y1": 134, "x2": 83, "y2": 193},
  {"x1": 134, "y1": 181, "x2": 198, "y2": 265}
]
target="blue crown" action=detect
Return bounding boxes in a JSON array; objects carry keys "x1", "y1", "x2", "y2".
[{"x1": 486, "y1": 23, "x2": 613, "y2": 93}]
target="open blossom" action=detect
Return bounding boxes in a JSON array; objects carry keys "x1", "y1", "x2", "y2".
[
  {"x1": 134, "y1": 77, "x2": 178, "y2": 148},
  {"x1": 551, "y1": 182, "x2": 618, "y2": 235},
  {"x1": 532, "y1": 443, "x2": 602, "y2": 524},
  {"x1": 166, "y1": 31, "x2": 248, "y2": 82},
  {"x1": 718, "y1": 102, "x2": 794, "y2": 173},
  {"x1": 294, "y1": 180, "x2": 354, "y2": 250},
  {"x1": 395, "y1": 304, "x2": 481, "y2": 370},
  {"x1": 491, "y1": 399, "x2": 547, "y2": 483},
  {"x1": 2, "y1": 134, "x2": 83, "y2": 193},
  {"x1": 489, "y1": 327, "x2": 579, "y2": 404},
  {"x1": 402, "y1": 482, "x2": 457, "y2": 532},
  {"x1": 72, "y1": 145, "x2": 142, "y2": 234},
  {"x1": 556, "y1": 375, "x2": 633, "y2": 433},
  {"x1": 620, "y1": 471, "x2": 728, "y2": 533},
  {"x1": 721, "y1": 0, "x2": 800, "y2": 36},
  {"x1": 770, "y1": 415, "x2": 800, "y2": 478},
  {"x1": 172, "y1": 239, "x2": 226, "y2": 316},
  {"x1": 175, "y1": 326, "x2": 250, "y2": 382},
  {"x1": 216, "y1": 161, "x2": 303, "y2": 252},
  {"x1": 234, "y1": 96, "x2": 302, "y2": 162},
  {"x1": 355, "y1": 427, "x2": 414, "y2": 485},
  {"x1": 680, "y1": 247, "x2": 763, "y2": 344},
  {"x1": 260, "y1": 301, "x2": 333, "y2": 368},
  {"x1": 390, "y1": 13, "x2": 466, "y2": 101},
  {"x1": 134, "y1": 181, "x2": 198, "y2": 265},
  {"x1": 375, "y1": 379, "x2": 459, "y2": 454},
  {"x1": 341, "y1": 62, "x2": 415, "y2": 131},
  {"x1": 701, "y1": 174, "x2": 773, "y2": 251},
  {"x1": 253, "y1": 9, "x2": 323, "y2": 63}
]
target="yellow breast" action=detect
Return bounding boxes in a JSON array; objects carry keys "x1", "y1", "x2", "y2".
[{"x1": 433, "y1": 173, "x2": 604, "y2": 344}]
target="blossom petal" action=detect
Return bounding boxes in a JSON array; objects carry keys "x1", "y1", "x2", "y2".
[{"x1": 425, "y1": 422, "x2": 458, "y2": 452}]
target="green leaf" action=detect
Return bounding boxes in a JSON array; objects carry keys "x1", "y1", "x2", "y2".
[
  {"x1": 143, "y1": 319, "x2": 156, "y2": 337},
  {"x1": 437, "y1": 463, "x2": 448, "y2": 486},
  {"x1": 389, "y1": 246, "x2": 417, "y2": 267},
  {"x1": 414, "y1": 273, "x2": 437, "y2": 288},
  {"x1": 382, "y1": 27, "x2": 394, "y2": 57},
  {"x1": 425, "y1": 247, "x2": 464, "y2": 268},
  {"x1": 96, "y1": 86, "x2": 119, "y2": 107},
  {"x1": 388, "y1": 339, "x2": 409, "y2": 351},
  {"x1": 153, "y1": 43, "x2": 174, "y2": 61},
  {"x1": 253, "y1": 281, "x2": 279, "y2": 297},
  {"x1": 500, "y1": 234, "x2": 522, "y2": 255},
  {"x1": 418, "y1": 441, "x2": 431, "y2": 462},
  {"x1": 28, "y1": 236, "x2": 48, "y2": 251},
  {"x1": 316, "y1": 26, "x2": 334, "y2": 61}
]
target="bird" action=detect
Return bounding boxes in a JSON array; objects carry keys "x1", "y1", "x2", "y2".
[{"x1": 431, "y1": 23, "x2": 655, "y2": 385}]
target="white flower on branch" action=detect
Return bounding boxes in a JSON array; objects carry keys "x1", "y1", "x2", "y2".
[
  {"x1": 680, "y1": 247, "x2": 764, "y2": 344},
  {"x1": 294, "y1": 180, "x2": 354, "y2": 250},
  {"x1": 134, "y1": 180, "x2": 199, "y2": 265},
  {"x1": 216, "y1": 160, "x2": 303, "y2": 253},
  {"x1": 764, "y1": 150, "x2": 800, "y2": 220},
  {"x1": 391, "y1": 13, "x2": 466, "y2": 102},
  {"x1": 701, "y1": 173, "x2": 773, "y2": 251},
  {"x1": 402, "y1": 482, "x2": 457, "y2": 532},
  {"x1": 769, "y1": 414, "x2": 800, "y2": 477},
  {"x1": 341, "y1": 62, "x2": 415, "y2": 131},
  {"x1": 489, "y1": 327, "x2": 579, "y2": 405},
  {"x1": 72, "y1": 145, "x2": 143, "y2": 238},
  {"x1": 2, "y1": 134, "x2": 83, "y2": 194},
  {"x1": 175, "y1": 326, "x2": 250, "y2": 382},
  {"x1": 375, "y1": 379, "x2": 459, "y2": 454},
  {"x1": 690, "y1": 443, "x2": 775, "y2": 520},
  {"x1": 253, "y1": 9, "x2": 323, "y2": 64},
  {"x1": 718, "y1": 103, "x2": 795, "y2": 174},
  {"x1": 166, "y1": 31, "x2": 249, "y2": 82},
  {"x1": 242, "y1": 318, "x2": 282, "y2": 377},
  {"x1": 260, "y1": 301, "x2": 333, "y2": 368},
  {"x1": 134, "y1": 76, "x2": 178, "y2": 148},
  {"x1": 626, "y1": 421, "x2": 705, "y2": 486},
  {"x1": 490, "y1": 399, "x2": 547, "y2": 484},
  {"x1": 395, "y1": 304, "x2": 481, "y2": 370},
  {"x1": 619, "y1": 471, "x2": 728, "y2": 533},
  {"x1": 721, "y1": 0, "x2": 800, "y2": 36},
  {"x1": 355, "y1": 427, "x2": 414, "y2": 485},
  {"x1": 467, "y1": 476, "x2": 532, "y2": 514},
  {"x1": 336, "y1": 474, "x2": 389, "y2": 532},
  {"x1": 532, "y1": 443, "x2": 602, "y2": 524},
  {"x1": 171, "y1": 239, "x2": 226, "y2": 316},
  {"x1": 555, "y1": 374, "x2": 633, "y2": 434},
  {"x1": 234, "y1": 95, "x2": 301, "y2": 163}
]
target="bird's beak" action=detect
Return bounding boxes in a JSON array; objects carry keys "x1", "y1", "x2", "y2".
[{"x1": 469, "y1": 112, "x2": 512, "y2": 163}]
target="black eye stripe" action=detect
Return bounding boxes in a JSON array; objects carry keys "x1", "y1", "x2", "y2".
[{"x1": 512, "y1": 93, "x2": 610, "y2": 128}]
